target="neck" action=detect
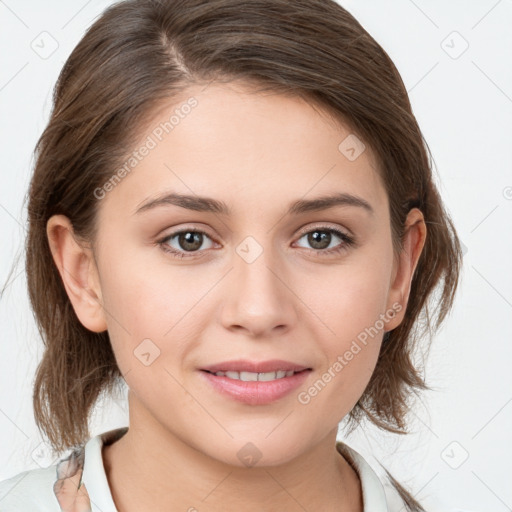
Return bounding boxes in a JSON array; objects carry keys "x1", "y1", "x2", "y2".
[{"x1": 102, "y1": 393, "x2": 363, "y2": 512}]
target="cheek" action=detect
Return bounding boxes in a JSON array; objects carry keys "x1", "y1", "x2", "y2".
[
  {"x1": 97, "y1": 245, "x2": 213, "y2": 370},
  {"x1": 99, "y1": 241, "x2": 187, "y2": 329},
  {"x1": 296, "y1": 276, "x2": 385, "y2": 429},
  {"x1": 294, "y1": 246, "x2": 392, "y2": 410},
  {"x1": 301, "y1": 250, "x2": 393, "y2": 345}
]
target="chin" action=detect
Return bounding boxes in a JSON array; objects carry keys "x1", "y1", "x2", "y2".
[{"x1": 205, "y1": 435, "x2": 309, "y2": 469}]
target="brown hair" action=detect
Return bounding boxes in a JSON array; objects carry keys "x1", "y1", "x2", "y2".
[{"x1": 23, "y1": 0, "x2": 462, "y2": 509}]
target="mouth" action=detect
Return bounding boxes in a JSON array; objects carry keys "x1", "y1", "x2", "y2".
[{"x1": 199, "y1": 360, "x2": 312, "y2": 405}]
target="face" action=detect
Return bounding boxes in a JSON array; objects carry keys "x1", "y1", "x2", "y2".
[{"x1": 52, "y1": 80, "x2": 423, "y2": 467}]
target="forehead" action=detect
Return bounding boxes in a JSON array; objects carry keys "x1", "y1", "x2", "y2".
[{"x1": 98, "y1": 81, "x2": 387, "y2": 220}]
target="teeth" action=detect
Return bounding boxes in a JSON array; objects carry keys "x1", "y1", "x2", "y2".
[
  {"x1": 240, "y1": 371, "x2": 258, "y2": 381},
  {"x1": 213, "y1": 370, "x2": 297, "y2": 381}
]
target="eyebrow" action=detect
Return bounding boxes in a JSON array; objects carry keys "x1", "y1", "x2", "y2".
[{"x1": 134, "y1": 191, "x2": 374, "y2": 217}]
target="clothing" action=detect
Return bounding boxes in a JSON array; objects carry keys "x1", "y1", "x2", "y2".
[{"x1": 0, "y1": 426, "x2": 406, "y2": 511}]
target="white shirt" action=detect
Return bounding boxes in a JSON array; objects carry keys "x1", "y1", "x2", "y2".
[{"x1": 0, "y1": 427, "x2": 407, "y2": 511}]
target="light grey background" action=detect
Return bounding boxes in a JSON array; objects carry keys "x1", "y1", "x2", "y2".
[{"x1": 1, "y1": 1, "x2": 511, "y2": 511}]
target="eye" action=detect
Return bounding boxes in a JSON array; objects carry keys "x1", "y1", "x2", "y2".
[
  {"x1": 294, "y1": 226, "x2": 355, "y2": 256},
  {"x1": 158, "y1": 229, "x2": 215, "y2": 259},
  {"x1": 157, "y1": 225, "x2": 355, "y2": 260}
]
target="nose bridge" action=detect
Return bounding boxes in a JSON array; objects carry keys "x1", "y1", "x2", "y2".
[{"x1": 220, "y1": 233, "x2": 297, "y2": 335}]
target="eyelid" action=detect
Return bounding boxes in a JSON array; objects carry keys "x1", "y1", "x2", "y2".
[
  {"x1": 158, "y1": 223, "x2": 217, "y2": 240},
  {"x1": 295, "y1": 221, "x2": 353, "y2": 238}
]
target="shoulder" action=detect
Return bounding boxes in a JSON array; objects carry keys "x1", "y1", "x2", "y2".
[
  {"x1": 0, "y1": 428, "x2": 127, "y2": 512},
  {"x1": 0, "y1": 465, "x2": 60, "y2": 511},
  {"x1": 0, "y1": 445, "x2": 85, "y2": 512}
]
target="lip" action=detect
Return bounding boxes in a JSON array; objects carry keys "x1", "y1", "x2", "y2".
[
  {"x1": 201, "y1": 359, "x2": 310, "y2": 373},
  {"x1": 199, "y1": 360, "x2": 312, "y2": 405}
]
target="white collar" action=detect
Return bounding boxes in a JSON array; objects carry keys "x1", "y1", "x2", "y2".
[
  {"x1": 336, "y1": 441, "x2": 389, "y2": 511},
  {"x1": 81, "y1": 427, "x2": 127, "y2": 512}
]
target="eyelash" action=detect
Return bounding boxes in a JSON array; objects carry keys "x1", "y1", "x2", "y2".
[{"x1": 157, "y1": 226, "x2": 355, "y2": 259}]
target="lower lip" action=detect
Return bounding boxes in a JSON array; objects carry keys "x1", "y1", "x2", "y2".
[{"x1": 200, "y1": 370, "x2": 311, "y2": 405}]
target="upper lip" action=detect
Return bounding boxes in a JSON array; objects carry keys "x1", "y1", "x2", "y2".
[{"x1": 201, "y1": 359, "x2": 311, "y2": 373}]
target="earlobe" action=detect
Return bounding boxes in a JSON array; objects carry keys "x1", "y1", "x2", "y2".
[
  {"x1": 46, "y1": 215, "x2": 107, "y2": 333},
  {"x1": 385, "y1": 208, "x2": 427, "y2": 331}
]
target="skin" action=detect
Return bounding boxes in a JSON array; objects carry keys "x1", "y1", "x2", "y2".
[{"x1": 47, "y1": 80, "x2": 426, "y2": 512}]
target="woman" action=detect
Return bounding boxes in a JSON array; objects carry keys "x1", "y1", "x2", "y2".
[{"x1": 0, "y1": 0, "x2": 462, "y2": 510}]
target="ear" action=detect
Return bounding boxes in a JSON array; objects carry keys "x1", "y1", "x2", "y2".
[
  {"x1": 46, "y1": 214, "x2": 107, "y2": 333},
  {"x1": 385, "y1": 208, "x2": 427, "y2": 331}
]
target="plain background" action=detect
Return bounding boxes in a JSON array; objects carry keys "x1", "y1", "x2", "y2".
[{"x1": 0, "y1": 1, "x2": 511, "y2": 510}]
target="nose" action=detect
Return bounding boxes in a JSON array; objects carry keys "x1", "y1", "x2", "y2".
[{"x1": 220, "y1": 240, "x2": 298, "y2": 338}]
